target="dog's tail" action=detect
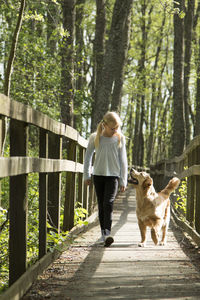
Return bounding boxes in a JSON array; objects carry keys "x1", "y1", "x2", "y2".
[{"x1": 160, "y1": 177, "x2": 180, "y2": 196}]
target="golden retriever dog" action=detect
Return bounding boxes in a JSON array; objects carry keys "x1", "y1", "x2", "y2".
[{"x1": 129, "y1": 168, "x2": 180, "y2": 247}]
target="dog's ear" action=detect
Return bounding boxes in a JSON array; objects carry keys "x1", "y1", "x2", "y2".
[{"x1": 142, "y1": 178, "x2": 152, "y2": 191}]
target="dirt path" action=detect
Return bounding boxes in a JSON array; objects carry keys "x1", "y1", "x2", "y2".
[{"x1": 22, "y1": 188, "x2": 200, "y2": 300}]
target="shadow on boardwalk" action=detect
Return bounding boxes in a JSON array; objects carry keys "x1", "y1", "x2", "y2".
[{"x1": 23, "y1": 188, "x2": 200, "y2": 300}]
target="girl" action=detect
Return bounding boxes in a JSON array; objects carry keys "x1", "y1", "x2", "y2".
[{"x1": 84, "y1": 111, "x2": 128, "y2": 247}]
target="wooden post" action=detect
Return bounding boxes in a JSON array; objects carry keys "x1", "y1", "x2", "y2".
[
  {"x1": 83, "y1": 148, "x2": 88, "y2": 213},
  {"x1": 39, "y1": 129, "x2": 48, "y2": 258},
  {"x1": 48, "y1": 132, "x2": 62, "y2": 233},
  {"x1": 78, "y1": 147, "x2": 84, "y2": 208},
  {"x1": 0, "y1": 116, "x2": 5, "y2": 156},
  {"x1": 63, "y1": 140, "x2": 77, "y2": 231},
  {"x1": 0, "y1": 116, "x2": 4, "y2": 206},
  {"x1": 9, "y1": 119, "x2": 28, "y2": 285},
  {"x1": 186, "y1": 150, "x2": 195, "y2": 226},
  {"x1": 195, "y1": 145, "x2": 200, "y2": 233}
]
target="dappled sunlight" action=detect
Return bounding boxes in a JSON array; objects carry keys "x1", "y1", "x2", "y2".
[{"x1": 22, "y1": 187, "x2": 200, "y2": 299}]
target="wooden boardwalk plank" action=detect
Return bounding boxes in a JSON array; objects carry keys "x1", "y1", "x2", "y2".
[{"x1": 22, "y1": 187, "x2": 200, "y2": 300}]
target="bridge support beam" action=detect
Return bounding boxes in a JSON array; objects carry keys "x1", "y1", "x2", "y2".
[
  {"x1": 9, "y1": 120, "x2": 28, "y2": 285},
  {"x1": 48, "y1": 132, "x2": 62, "y2": 233},
  {"x1": 39, "y1": 129, "x2": 48, "y2": 258},
  {"x1": 63, "y1": 140, "x2": 77, "y2": 231}
]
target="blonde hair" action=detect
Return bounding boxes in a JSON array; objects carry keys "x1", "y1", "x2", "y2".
[{"x1": 94, "y1": 111, "x2": 122, "y2": 148}]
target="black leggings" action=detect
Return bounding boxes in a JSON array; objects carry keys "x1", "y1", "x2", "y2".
[{"x1": 93, "y1": 175, "x2": 119, "y2": 232}]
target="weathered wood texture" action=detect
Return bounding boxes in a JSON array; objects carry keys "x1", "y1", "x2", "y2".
[
  {"x1": 9, "y1": 120, "x2": 28, "y2": 285},
  {"x1": 63, "y1": 141, "x2": 77, "y2": 231},
  {"x1": 150, "y1": 134, "x2": 200, "y2": 246},
  {"x1": 39, "y1": 129, "x2": 48, "y2": 259},
  {"x1": 0, "y1": 94, "x2": 94, "y2": 287}
]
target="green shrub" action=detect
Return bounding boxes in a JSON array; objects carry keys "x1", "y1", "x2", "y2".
[{"x1": 174, "y1": 178, "x2": 187, "y2": 219}]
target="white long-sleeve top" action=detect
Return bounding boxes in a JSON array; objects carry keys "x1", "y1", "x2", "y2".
[{"x1": 83, "y1": 133, "x2": 128, "y2": 187}]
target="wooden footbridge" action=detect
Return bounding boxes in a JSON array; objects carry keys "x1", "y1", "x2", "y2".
[
  {"x1": 23, "y1": 188, "x2": 200, "y2": 299},
  {"x1": 0, "y1": 94, "x2": 200, "y2": 299}
]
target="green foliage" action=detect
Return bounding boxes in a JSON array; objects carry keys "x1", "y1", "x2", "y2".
[
  {"x1": 174, "y1": 178, "x2": 187, "y2": 219},
  {"x1": 0, "y1": 171, "x2": 88, "y2": 292},
  {"x1": 74, "y1": 202, "x2": 88, "y2": 226},
  {"x1": 74, "y1": 89, "x2": 94, "y2": 135},
  {"x1": 47, "y1": 223, "x2": 70, "y2": 253},
  {"x1": 0, "y1": 207, "x2": 9, "y2": 292},
  {"x1": 27, "y1": 173, "x2": 39, "y2": 266}
]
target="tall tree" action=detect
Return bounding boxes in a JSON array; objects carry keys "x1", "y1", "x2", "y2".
[
  {"x1": 74, "y1": 0, "x2": 86, "y2": 131},
  {"x1": 4, "y1": 0, "x2": 26, "y2": 97},
  {"x1": 184, "y1": 0, "x2": 194, "y2": 145},
  {"x1": 2, "y1": 0, "x2": 25, "y2": 157},
  {"x1": 91, "y1": 0, "x2": 133, "y2": 131},
  {"x1": 132, "y1": 94, "x2": 142, "y2": 166},
  {"x1": 60, "y1": 0, "x2": 75, "y2": 127},
  {"x1": 92, "y1": 0, "x2": 106, "y2": 131},
  {"x1": 47, "y1": 1, "x2": 59, "y2": 54},
  {"x1": 172, "y1": 0, "x2": 185, "y2": 157},
  {"x1": 110, "y1": 0, "x2": 133, "y2": 112},
  {"x1": 132, "y1": 1, "x2": 153, "y2": 167},
  {"x1": 126, "y1": 99, "x2": 134, "y2": 165},
  {"x1": 194, "y1": 37, "x2": 200, "y2": 136},
  {"x1": 147, "y1": 10, "x2": 166, "y2": 165}
]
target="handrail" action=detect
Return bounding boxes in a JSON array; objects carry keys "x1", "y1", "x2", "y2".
[
  {"x1": 0, "y1": 94, "x2": 96, "y2": 291},
  {"x1": 0, "y1": 93, "x2": 87, "y2": 147},
  {"x1": 150, "y1": 135, "x2": 200, "y2": 246}
]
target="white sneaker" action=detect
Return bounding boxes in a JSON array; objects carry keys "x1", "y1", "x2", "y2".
[
  {"x1": 100, "y1": 235, "x2": 105, "y2": 242},
  {"x1": 97, "y1": 230, "x2": 105, "y2": 244}
]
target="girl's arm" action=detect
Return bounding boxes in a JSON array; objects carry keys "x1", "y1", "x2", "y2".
[
  {"x1": 119, "y1": 135, "x2": 128, "y2": 189},
  {"x1": 83, "y1": 134, "x2": 95, "y2": 182}
]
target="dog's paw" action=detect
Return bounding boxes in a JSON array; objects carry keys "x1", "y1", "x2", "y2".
[
  {"x1": 138, "y1": 242, "x2": 146, "y2": 247},
  {"x1": 159, "y1": 241, "x2": 166, "y2": 246}
]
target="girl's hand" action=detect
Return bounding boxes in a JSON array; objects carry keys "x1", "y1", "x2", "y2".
[
  {"x1": 85, "y1": 179, "x2": 91, "y2": 186},
  {"x1": 120, "y1": 186, "x2": 126, "y2": 192}
]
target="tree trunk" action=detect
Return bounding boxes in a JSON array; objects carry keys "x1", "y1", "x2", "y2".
[
  {"x1": 74, "y1": 0, "x2": 86, "y2": 131},
  {"x1": 155, "y1": 96, "x2": 171, "y2": 162},
  {"x1": 193, "y1": 1, "x2": 200, "y2": 29},
  {"x1": 60, "y1": 0, "x2": 75, "y2": 127},
  {"x1": 132, "y1": 1, "x2": 147, "y2": 167},
  {"x1": 126, "y1": 99, "x2": 134, "y2": 165},
  {"x1": 194, "y1": 37, "x2": 200, "y2": 136},
  {"x1": 111, "y1": 1, "x2": 133, "y2": 112},
  {"x1": 4, "y1": 0, "x2": 26, "y2": 97},
  {"x1": 172, "y1": 0, "x2": 185, "y2": 157},
  {"x1": 47, "y1": 1, "x2": 59, "y2": 54},
  {"x1": 91, "y1": 0, "x2": 106, "y2": 132},
  {"x1": 91, "y1": 0, "x2": 133, "y2": 131},
  {"x1": 147, "y1": 11, "x2": 166, "y2": 166},
  {"x1": 138, "y1": 94, "x2": 145, "y2": 166},
  {"x1": 132, "y1": 96, "x2": 141, "y2": 166},
  {"x1": 2, "y1": 0, "x2": 25, "y2": 161},
  {"x1": 184, "y1": 0, "x2": 194, "y2": 145}
]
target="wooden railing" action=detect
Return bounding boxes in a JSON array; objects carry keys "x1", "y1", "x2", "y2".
[
  {"x1": 0, "y1": 94, "x2": 96, "y2": 291},
  {"x1": 150, "y1": 135, "x2": 200, "y2": 246}
]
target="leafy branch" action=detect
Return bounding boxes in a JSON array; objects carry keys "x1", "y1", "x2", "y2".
[{"x1": 0, "y1": 208, "x2": 9, "y2": 233}]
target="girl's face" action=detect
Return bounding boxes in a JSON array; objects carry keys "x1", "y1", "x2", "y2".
[{"x1": 103, "y1": 121, "x2": 119, "y2": 137}]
